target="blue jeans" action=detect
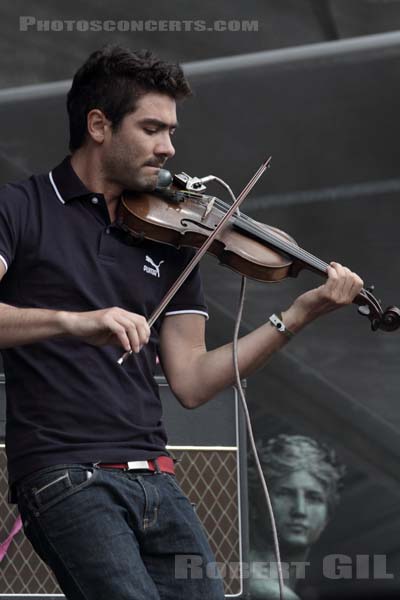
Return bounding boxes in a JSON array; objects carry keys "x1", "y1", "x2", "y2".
[{"x1": 15, "y1": 463, "x2": 225, "y2": 600}]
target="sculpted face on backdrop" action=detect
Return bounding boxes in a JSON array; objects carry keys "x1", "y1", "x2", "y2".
[{"x1": 248, "y1": 435, "x2": 345, "y2": 599}]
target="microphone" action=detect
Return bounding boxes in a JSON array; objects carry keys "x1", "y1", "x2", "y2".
[{"x1": 156, "y1": 169, "x2": 172, "y2": 188}]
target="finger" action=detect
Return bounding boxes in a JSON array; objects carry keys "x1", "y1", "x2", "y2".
[
  {"x1": 329, "y1": 261, "x2": 347, "y2": 298},
  {"x1": 339, "y1": 266, "x2": 354, "y2": 299},
  {"x1": 347, "y1": 272, "x2": 364, "y2": 300},
  {"x1": 134, "y1": 316, "x2": 151, "y2": 345},
  {"x1": 136, "y1": 322, "x2": 151, "y2": 347},
  {"x1": 330, "y1": 263, "x2": 363, "y2": 304},
  {"x1": 108, "y1": 332, "x2": 131, "y2": 350},
  {"x1": 102, "y1": 313, "x2": 139, "y2": 352},
  {"x1": 123, "y1": 317, "x2": 150, "y2": 351},
  {"x1": 108, "y1": 323, "x2": 133, "y2": 352},
  {"x1": 323, "y1": 263, "x2": 339, "y2": 295},
  {"x1": 104, "y1": 309, "x2": 150, "y2": 352},
  {"x1": 117, "y1": 317, "x2": 141, "y2": 353},
  {"x1": 120, "y1": 311, "x2": 150, "y2": 344}
]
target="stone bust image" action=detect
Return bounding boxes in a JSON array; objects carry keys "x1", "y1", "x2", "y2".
[{"x1": 249, "y1": 434, "x2": 345, "y2": 599}]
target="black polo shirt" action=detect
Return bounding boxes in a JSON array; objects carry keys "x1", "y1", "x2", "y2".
[{"x1": 0, "y1": 156, "x2": 208, "y2": 494}]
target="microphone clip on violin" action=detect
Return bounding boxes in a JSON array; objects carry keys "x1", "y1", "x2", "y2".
[{"x1": 172, "y1": 171, "x2": 213, "y2": 193}]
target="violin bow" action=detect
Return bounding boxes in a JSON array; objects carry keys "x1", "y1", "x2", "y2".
[{"x1": 117, "y1": 156, "x2": 272, "y2": 365}]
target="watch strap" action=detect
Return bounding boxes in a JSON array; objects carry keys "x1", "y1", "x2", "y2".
[{"x1": 268, "y1": 312, "x2": 294, "y2": 339}]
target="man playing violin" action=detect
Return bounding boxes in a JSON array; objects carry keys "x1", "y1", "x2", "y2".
[{"x1": 0, "y1": 46, "x2": 363, "y2": 600}]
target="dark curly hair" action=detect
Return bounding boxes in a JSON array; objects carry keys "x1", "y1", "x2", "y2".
[{"x1": 67, "y1": 45, "x2": 192, "y2": 151}]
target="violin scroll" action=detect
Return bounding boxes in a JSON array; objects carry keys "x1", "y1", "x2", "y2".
[
  {"x1": 356, "y1": 286, "x2": 400, "y2": 332},
  {"x1": 375, "y1": 306, "x2": 400, "y2": 332}
]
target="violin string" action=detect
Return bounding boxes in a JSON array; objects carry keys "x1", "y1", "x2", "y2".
[
  {"x1": 198, "y1": 194, "x2": 327, "y2": 270},
  {"x1": 200, "y1": 194, "x2": 329, "y2": 272},
  {"x1": 208, "y1": 197, "x2": 375, "y2": 304},
  {"x1": 236, "y1": 216, "x2": 329, "y2": 272},
  {"x1": 181, "y1": 192, "x2": 373, "y2": 303}
]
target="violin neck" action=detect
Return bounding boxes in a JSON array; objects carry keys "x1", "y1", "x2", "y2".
[
  {"x1": 230, "y1": 211, "x2": 400, "y2": 333},
  {"x1": 234, "y1": 217, "x2": 329, "y2": 276}
]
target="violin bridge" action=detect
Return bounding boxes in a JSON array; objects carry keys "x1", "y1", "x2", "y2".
[{"x1": 202, "y1": 197, "x2": 216, "y2": 222}]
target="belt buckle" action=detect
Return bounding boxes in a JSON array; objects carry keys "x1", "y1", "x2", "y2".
[{"x1": 126, "y1": 460, "x2": 150, "y2": 471}]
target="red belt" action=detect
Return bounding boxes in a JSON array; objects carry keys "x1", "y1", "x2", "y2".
[{"x1": 97, "y1": 456, "x2": 175, "y2": 475}]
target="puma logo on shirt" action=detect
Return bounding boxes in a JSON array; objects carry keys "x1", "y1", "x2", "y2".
[{"x1": 143, "y1": 255, "x2": 164, "y2": 278}]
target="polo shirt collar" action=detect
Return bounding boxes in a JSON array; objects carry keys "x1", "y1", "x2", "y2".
[{"x1": 49, "y1": 155, "x2": 91, "y2": 204}]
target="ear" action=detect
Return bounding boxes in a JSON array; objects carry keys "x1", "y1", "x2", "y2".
[{"x1": 86, "y1": 109, "x2": 110, "y2": 145}]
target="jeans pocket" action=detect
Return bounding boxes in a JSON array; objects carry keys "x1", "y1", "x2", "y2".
[
  {"x1": 21, "y1": 465, "x2": 97, "y2": 516},
  {"x1": 34, "y1": 471, "x2": 71, "y2": 505}
]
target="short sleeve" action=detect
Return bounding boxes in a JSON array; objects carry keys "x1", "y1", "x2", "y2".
[
  {"x1": 0, "y1": 184, "x2": 29, "y2": 272},
  {"x1": 163, "y1": 249, "x2": 209, "y2": 319}
]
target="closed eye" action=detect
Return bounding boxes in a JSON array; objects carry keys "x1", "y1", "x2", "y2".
[
  {"x1": 144, "y1": 128, "x2": 158, "y2": 135},
  {"x1": 144, "y1": 127, "x2": 176, "y2": 136}
]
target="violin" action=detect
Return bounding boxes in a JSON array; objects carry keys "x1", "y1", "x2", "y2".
[{"x1": 116, "y1": 169, "x2": 400, "y2": 334}]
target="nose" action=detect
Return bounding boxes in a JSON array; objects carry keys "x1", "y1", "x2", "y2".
[
  {"x1": 155, "y1": 133, "x2": 175, "y2": 160},
  {"x1": 291, "y1": 491, "x2": 306, "y2": 517}
]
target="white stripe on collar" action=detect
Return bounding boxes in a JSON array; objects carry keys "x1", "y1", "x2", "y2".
[{"x1": 49, "y1": 171, "x2": 65, "y2": 204}]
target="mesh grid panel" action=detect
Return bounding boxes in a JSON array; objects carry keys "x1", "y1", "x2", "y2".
[
  {"x1": 0, "y1": 448, "x2": 242, "y2": 596},
  {"x1": 0, "y1": 449, "x2": 60, "y2": 594},
  {"x1": 174, "y1": 449, "x2": 242, "y2": 595}
]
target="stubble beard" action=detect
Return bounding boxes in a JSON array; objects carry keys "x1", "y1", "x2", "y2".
[{"x1": 103, "y1": 147, "x2": 159, "y2": 193}]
